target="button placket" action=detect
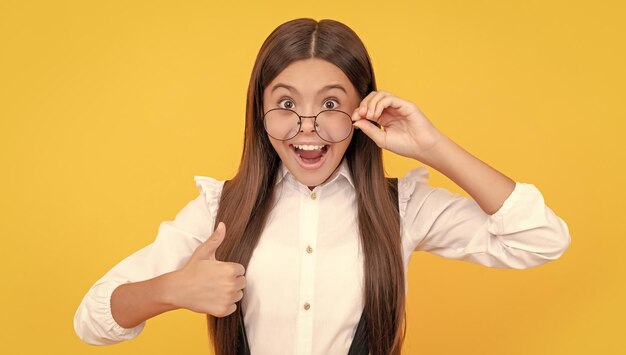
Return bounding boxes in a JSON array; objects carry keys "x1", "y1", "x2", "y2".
[{"x1": 295, "y1": 188, "x2": 319, "y2": 355}]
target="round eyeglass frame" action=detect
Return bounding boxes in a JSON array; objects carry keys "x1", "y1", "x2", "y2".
[{"x1": 262, "y1": 107, "x2": 354, "y2": 143}]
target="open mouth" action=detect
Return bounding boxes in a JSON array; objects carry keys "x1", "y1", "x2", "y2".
[{"x1": 290, "y1": 144, "x2": 329, "y2": 169}]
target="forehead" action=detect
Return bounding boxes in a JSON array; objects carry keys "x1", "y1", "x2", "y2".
[{"x1": 265, "y1": 58, "x2": 357, "y2": 97}]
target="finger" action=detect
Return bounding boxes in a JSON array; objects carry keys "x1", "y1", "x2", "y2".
[
  {"x1": 194, "y1": 222, "x2": 226, "y2": 261},
  {"x1": 235, "y1": 275, "x2": 246, "y2": 290},
  {"x1": 228, "y1": 303, "x2": 237, "y2": 316},
  {"x1": 366, "y1": 90, "x2": 389, "y2": 120},
  {"x1": 220, "y1": 303, "x2": 237, "y2": 317},
  {"x1": 373, "y1": 96, "x2": 404, "y2": 124},
  {"x1": 369, "y1": 92, "x2": 399, "y2": 122},
  {"x1": 233, "y1": 289, "x2": 244, "y2": 303},
  {"x1": 352, "y1": 119, "x2": 386, "y2": 148},
  {"x1": 373, "y1": 96, "x2": 390, "y2": 121},
  {"x1": 352, "y1": 91, "x2": 378, "y2": 121},
  {"x1": 226, "y1": 262, "x2": 246, "y2": 277}
]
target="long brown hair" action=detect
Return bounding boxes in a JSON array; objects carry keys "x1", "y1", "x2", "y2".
[{"x1": 209, "y1": 18, "x2": 406, "y2": 355}]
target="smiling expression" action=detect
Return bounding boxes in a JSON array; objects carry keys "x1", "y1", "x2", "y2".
[{"x1": 262, "y1": 58, "x2": 361, "y2": 188}]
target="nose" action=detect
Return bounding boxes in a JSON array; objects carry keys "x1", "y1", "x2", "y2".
[{"x1": 299, "y1": 115, "x2": 316, "y2": 133}]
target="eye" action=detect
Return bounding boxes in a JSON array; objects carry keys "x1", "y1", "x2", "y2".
[
  {"x1": 278, "y1": 98, "x2": 295, "y2": 109},
  {"x1": 323, "y1": 98, "x2": 340, "y2": 110}
]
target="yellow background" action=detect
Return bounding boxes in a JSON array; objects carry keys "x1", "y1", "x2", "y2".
[{"x1": 1, "y1": 0, "x2": 624, "y2": 354}]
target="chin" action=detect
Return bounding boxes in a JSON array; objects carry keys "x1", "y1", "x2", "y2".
[{"x1": 269, "y1": 134, "x2": 353, "y2": 188}]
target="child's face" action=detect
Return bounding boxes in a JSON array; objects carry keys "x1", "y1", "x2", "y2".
[{"x1": 263, "y1": 58, "x2": 361, "y2": 188}]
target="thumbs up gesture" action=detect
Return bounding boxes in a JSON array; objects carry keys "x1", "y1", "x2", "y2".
[{"x1": 171, "y1": 222, "x2": 246, "y2": 317}]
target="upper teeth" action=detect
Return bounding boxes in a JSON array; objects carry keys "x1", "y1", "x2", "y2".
[{"x1": 294, "y1": 144, "x2": 325, "y2": 151}]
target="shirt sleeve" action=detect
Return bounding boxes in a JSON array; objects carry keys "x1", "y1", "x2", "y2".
[
  {"x1": 73, "y1": 176, "x2": 224, "y2": 345},
  {"x1": 398, "y1": 167, "x2": 571, "y2": 269}
]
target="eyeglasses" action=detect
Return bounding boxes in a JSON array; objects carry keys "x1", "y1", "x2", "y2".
[{"x1": 262, "y1": 108, "x2": 354, "y2": 143}]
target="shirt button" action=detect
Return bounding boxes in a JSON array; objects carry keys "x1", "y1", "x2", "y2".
[
  {"x1": 310, "y1": 192, "x2": 317, "y2": 200},
  {"x1": 306, "y1": 245, "x2": 313, "y2": 254},
  {"x1": 303, "y1": 302, "x2": 311, "y2": 310}
]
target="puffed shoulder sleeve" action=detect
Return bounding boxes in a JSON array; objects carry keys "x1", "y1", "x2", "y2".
[
  {"x1": 74, "y1": 176, "x2": 224, "y2": 345},
  {"x1": 398, "y1": 167, "x2": 571, "y2": 269}
]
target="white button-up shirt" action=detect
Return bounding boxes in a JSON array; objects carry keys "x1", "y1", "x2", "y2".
[{"x1": 74, "y1": 159, "x2": 571, "y2": 354}]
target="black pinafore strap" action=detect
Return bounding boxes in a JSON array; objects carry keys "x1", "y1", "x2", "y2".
[{"x1": 236, "y1": 178, "x2": 399, "y2": 355}]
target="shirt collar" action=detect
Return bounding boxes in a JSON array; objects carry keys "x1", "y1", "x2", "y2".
[{"x1": 275, "y1": 158, "x2": 354, "y2": 189}]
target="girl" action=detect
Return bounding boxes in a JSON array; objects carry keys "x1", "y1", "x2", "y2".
[{"x1": 74, "y1": 18, "x2": 571, "y2": 355}]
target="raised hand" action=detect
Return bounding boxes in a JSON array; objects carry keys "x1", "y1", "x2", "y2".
[
  {"x1": 351, "y1": 90, "x2": 444, "y2": 164},
  {"x1": 171, "y1": 222, "x2": 246, "y2": 317}
]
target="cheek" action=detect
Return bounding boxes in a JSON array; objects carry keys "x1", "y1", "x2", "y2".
[
  {"x1": 336, "y1": 132, "x2": 354, "y2": 154},
  {"x1": 268, "y1": 137, "x2": 293, "y2": 163},
  {"x1": 268, "y1": 137, "x2": 283, "y2": 154}
]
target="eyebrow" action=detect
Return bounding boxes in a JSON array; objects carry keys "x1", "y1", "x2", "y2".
[{"x1": 270, "y1": 83, "x2": 348, "y2": 95}]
